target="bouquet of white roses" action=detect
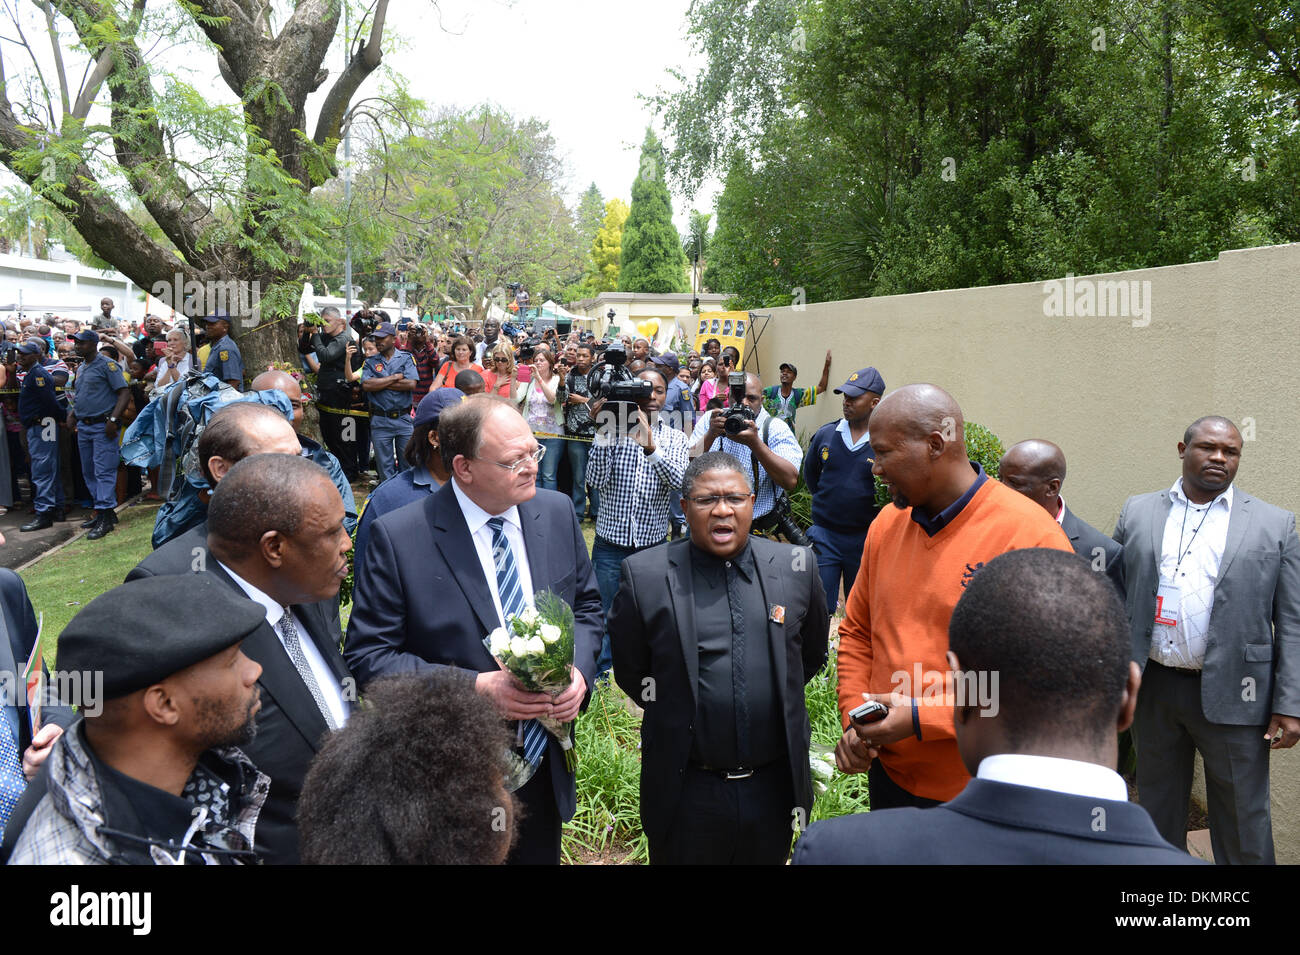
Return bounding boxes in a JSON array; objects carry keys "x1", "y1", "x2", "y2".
[{"x1": 484, "y1": 589, "x2": 578, "y2": 772}]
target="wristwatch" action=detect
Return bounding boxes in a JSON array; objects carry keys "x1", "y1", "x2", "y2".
[{"x1": 109, "y1": 416, "x2": 119, "y2": 424}]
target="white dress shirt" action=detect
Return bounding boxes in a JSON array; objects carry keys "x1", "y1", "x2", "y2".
[
  {"x1": 1150, "y1": 478, "x2": 1233, "y2": 670},
  {"x1": 835, "y1": 418, "x2": 870, "y2": 452},
  {"x1": 977, "y1": 753, "x2": 1129, "y2": 801},
  {"x1": 451, "y1": 478, "x2": 535, "y2": 629},
  {"x1": 217, "y1": 561, "x2": 350, "y2": 727}
]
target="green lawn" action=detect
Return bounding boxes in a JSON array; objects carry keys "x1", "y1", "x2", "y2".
[{"x1": 20, "y1": 504, "x2": 159, "y2": 666}]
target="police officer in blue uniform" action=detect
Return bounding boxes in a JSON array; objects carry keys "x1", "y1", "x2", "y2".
[
  {"x1": 17, "y1": 342, "x2": 66, "y2": 532},
  {"x1": 200, "y1": 311, "x2": 244, "y2": 389},
  {"x1": 361, "y1": 321, "x2": 417, "y2": 482},
  {"x1": 802, "y1": 366, "x2": 886, "y2": 610},
  {"x1": 67, "y1": 330, "x2": 128, "y2": 540}
]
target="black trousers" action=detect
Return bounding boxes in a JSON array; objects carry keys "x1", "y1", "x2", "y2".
[
  {"x1": 868, "y1": 760, "x2": 943, "y2": 810},
  {"x1": 505, "y1": 755, "x2": 562, "y2": 865},
  {"x1": 650, "y1": 763, "x2": 795, "y2": 865},
  {"x1": 318, "y1": 407, "x2": 369, "y2": 479}
]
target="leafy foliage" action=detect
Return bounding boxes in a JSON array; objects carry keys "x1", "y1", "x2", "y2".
[
  {"x1": 662, "y1": 0, "x2": 1297, "y2": 309},
  {"x1": 618, "y1": 129, "x2": 688, "y2": 294}
]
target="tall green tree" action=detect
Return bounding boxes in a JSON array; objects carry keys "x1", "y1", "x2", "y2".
[
  {"x1": 660, "y1": 0, "x2": 1290, "y2": 309},
  {"x1": 581, "y1": 198, "x2": 629, "y2": 296},
  {"x1": 0, "y1": 0, "x2": 395, "y2": 372},
  {"x1": 356, "y1": 105, "x2": 582, "y2": 320},
  {"x1": 619, "y1": 129, "x2": 688, "y2": 294}
]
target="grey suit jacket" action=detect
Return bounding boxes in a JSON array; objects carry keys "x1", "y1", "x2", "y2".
[
  {"x1": 1112, "y1": 486, "x2": 1300, "y2": 725},
  {"x1": 1061, "y1": 504, "x2": 1124, "y2": 598}
]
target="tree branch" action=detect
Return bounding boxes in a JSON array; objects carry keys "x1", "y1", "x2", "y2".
[
  {"x1": 312, "y1": 0, "x2": 387, "y2": 146},
  {"x1": 37, "y1": 0, "x2": 69, "y2": 117}
]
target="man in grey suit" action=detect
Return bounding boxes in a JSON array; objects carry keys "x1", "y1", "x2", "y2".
[
  {"x1": 999, "y1": 439, "x2": 1124, "y2": 596},
  {"x1": 1113, "y1": 415, "x2": 1300, "y2": 863}
]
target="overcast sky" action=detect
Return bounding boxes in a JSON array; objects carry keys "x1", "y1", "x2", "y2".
[{"x1": 378, "y1": 0, "x2": 718, "y2": 230}]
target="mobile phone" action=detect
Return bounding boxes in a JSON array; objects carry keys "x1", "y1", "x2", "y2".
[{"x1": 848, "y1": 700, "x2": 888, "y2": 725}]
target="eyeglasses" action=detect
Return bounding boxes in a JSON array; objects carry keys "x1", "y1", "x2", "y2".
[
  {"x1": 686, "y1": 494, "x2": 752, "y2": 510},
  {"x1": 481, "y1": 446, "x2": 545, "y2": 474}
]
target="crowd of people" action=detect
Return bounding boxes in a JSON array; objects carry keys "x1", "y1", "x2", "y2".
[{"x1": 0, "y1": 296, "x2": 1294, "y2": 869}]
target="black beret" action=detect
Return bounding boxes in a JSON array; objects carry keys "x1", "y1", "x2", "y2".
[{"x1": 57, "y1": 574, "x2": 267, "y2": 700}]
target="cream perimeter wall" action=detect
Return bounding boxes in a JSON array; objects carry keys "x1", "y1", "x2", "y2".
[{"x1": 746, "y1": 241, "x2": 1300, "y2": 861}]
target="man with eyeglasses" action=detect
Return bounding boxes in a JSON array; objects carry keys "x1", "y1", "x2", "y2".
[
  {"x1": 608, "y1": 451, "x2": 829, "y2": 864},
  {"x1": 689, "y1": 371, "x2": 803, "y2": 535},
  {"x1": 346, "y1": 394, "x2": 602, "y2": 865}
]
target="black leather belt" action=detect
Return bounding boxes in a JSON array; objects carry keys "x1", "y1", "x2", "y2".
[
  {"x1": 374, "y1": 409, "x2": 410, "y2": 419},
  {"x1": 1151, "y1": 660, "x2": 1201, "y2": 678},
  {"x1": 688, "y1": 760, "x2": 779, "y2": 780},
  {"x1": 76, "y1": 414, "x2": 109, "y2": 424}
]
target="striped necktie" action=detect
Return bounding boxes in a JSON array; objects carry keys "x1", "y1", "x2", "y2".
[
  {"x1": 488, "y1": 517, "x2": 548, "y2": 769},
  {"x1": 0, "y1": 717, "x2": 27, "y2": 839}
]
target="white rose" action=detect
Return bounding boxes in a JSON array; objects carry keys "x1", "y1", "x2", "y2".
[
  {"x1": 488, "y1": 628, "x2": 509, "y2": 656},
  {"x1": 540, "y1": 624, "x2": 562, "y2": 645},
  {"x1": 509, "y1": 637, "x2": 528, "y2": 658},
  {"x1": 525, "y1": 636, "x2": 545, "y2": 656}
]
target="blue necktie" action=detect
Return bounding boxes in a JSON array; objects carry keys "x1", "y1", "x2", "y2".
[
  {"x1": 488, "y1": 518, "x2": 549, "y2": 769},
  {"x1": 0, "y1": 716, "x2": 27, "y2": 839}
]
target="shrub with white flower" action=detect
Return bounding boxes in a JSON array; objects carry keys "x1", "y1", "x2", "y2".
[{"x1": 482, "y1": 589, "x2": 579, "y2": 772}]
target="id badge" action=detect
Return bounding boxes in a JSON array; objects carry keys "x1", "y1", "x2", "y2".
[{"x1": 1154, "y1": 582, "x2": 1180, "y2": 627}]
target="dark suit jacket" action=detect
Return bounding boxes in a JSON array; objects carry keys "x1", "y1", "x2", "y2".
[
  {"x1": 608, "y1": 537, "x2": 829, "y2": 846},
  {"x1": 1113, "y1": 486, "x2": 1300, "y2": 725},
  {"x1": 124, "y1": 535, "x2": 352, "y2": 864},
  {"x1": 0, "y1": 569, "x2": 75, "y2": 754},
  {"x1": 0, "y1": 572, "x2": 77, "y2": 864},
  {"x1": 344, "y1": 483, "x2": 602, "y2": 820},
  {"x1": 1061, "y1": 504, "x2": 1124, "y2": 598},
  {"x1": 793, "y1": 778, "x2": 1202, "y2": 864},
  {"x1": 125, "y1": 522, "x2": 209, "y2": 582}
]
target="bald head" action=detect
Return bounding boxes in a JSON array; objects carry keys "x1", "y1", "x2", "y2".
[
  {"x1": 999, "y1": 440, "x2": 1066, "y2": 516},
  {"x1": 196, "y1": 402, "x2": 299, "y2": 486},
  {"x1": 252, "y1": 370, "x2": 304, "y2": 429},
  {"x1": 869, "y1": 384, "x2": 978, "y2": 514},
  {"x1": 872, "y1": 384, "x2": 964, "y2": 451}
]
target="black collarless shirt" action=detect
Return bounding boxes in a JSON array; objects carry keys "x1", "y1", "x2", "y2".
[
  {"x1": 688, "y1": 541, "x2": 785, "y2": 768},
  {"x1": 86, "y1": 728, "x2": 246, "y2": 864}
]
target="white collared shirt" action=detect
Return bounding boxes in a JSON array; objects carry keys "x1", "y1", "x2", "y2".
[
  {"x1": 835, "y1": 418, "x2": 871, "y2": 452},
  {"x1": 1150, "y1": 478, "x2": 1234, "y2": 670},
  {"x1": 217, "y1": 561, "x2": 349, "y2": 728},
  {"x1": 451, "y1": 478, "x2": 535, "y2": 628},
  {"x1": 1054, "y1": 497, "x2": 1066, "y2": 525},
  {"x1": 977, "y1": 753, "x2": 1129, "y2": 801}
]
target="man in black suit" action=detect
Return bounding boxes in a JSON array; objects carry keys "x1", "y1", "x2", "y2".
[
  {"x1": 0, "y1": 565, "x2": 75, "y2": 832},
  {"x1": 129, "y1": 402, "x2": 303, "y2": 582},
  {"x1": 794, "y1": 547, "x2": 1200, "y2": 864},
  {"x1": 999, "y1": 439, "x2": 1124, "y2": 596},
  {"x1": 609, "y1": 451, "x2": 829, "y2": 864},
  {"x1": 345, "y1": 395, "x2": 601, "y2": 865},
  {"x1": 126, "y1": 452, "x2": 354, "y2": 864}
]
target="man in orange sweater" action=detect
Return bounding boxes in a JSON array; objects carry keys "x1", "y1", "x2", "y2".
[{"x1": 835, "y1": 384, "x2": 1073, "y2": 807}]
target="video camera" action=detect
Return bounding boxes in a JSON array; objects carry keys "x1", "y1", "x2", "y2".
[
  {"x1": 517, "y1": 338, "x2": 542, "y2": 363},
  {"x1": 723, "y1": 371, "x2": 756, "y2": 436}
]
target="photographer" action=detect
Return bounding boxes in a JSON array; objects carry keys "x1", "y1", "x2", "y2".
[
  {"x1": 587, "y1": 366, "x2": 690, "y2": 676},
  {"x1": 690, "y1": 371, "x2": 805, "y2": 542},
  {"x1": 308, "y1": 306, "x2": 368, "y2": 481},
  {"x1": 563, "y1": 342, "x2": 600, "y2": 522}
]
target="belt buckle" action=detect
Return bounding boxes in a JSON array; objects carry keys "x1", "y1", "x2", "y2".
[{"x1": 724, "y1": 768, "x2": 753, "y2": 780}]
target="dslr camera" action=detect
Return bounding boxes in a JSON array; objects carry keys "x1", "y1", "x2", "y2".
[
  {"x1": 350, "y1": 307, "x2": 377, "y2": 338},
  {"x1": 722, "y1": 371, "x2": 756, "y2": 436}
]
